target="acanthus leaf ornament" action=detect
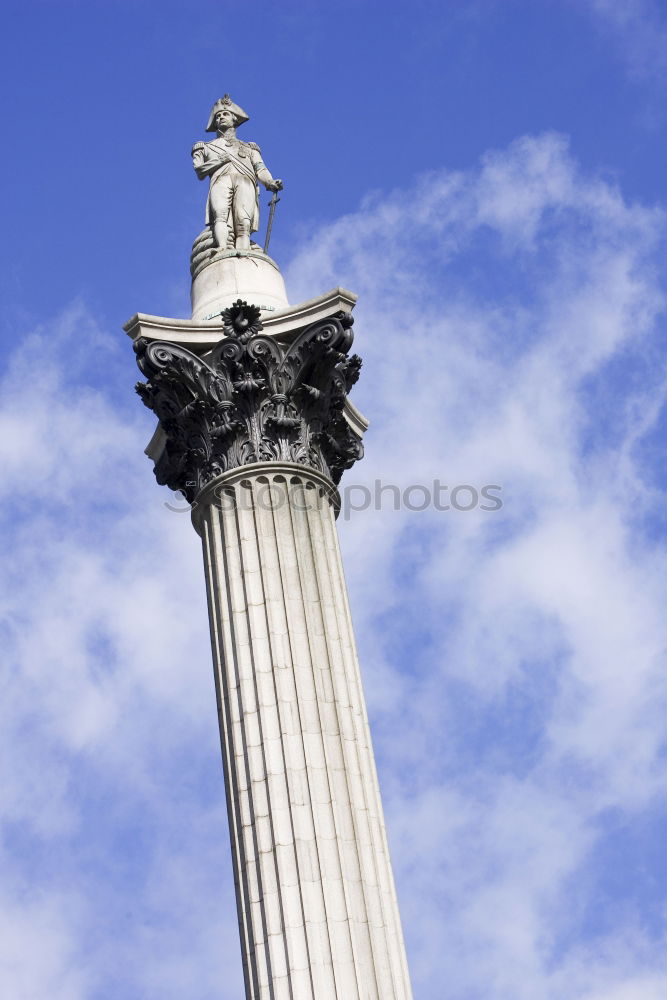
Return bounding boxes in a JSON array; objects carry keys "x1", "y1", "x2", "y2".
[{"x1": 134, "y1": 302, "x2": 363, "y2": 503}]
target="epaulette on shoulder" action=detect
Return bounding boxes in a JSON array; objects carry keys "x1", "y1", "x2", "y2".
[{"x1": 244, "y1": 141, "x2": 261, "y2": 153}]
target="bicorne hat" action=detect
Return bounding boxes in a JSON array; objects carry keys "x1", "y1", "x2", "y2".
[{"x1": 206, "y1": 94, "x2": 250, "y2": 132}]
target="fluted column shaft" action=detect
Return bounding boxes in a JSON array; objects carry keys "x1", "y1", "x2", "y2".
[
  {"x1": 132, "y1": 300, "x2": 413, "y2": 998},
  {"x1": 194, "y1": 463, "x2": 413, "y2": 1000}
]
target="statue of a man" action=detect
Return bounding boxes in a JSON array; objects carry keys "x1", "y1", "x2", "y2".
[{"x1": 191, "y1": 95, "x2": 283, "y2": 253}]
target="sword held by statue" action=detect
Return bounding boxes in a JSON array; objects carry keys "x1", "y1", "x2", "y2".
[{"x1": 263, "y1": 188, "x2": 281, "y2": 255}]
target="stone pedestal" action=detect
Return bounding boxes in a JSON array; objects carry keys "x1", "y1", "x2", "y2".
[
  {"x1": 190, "y1": 226, "x2": 289, "y2": 321},
  {"x1": 128, "y1": 292, "x2": 413, "y2": 999},
  {"x1": 191, "y1": 249, "x2": 289, "y2": 321}
]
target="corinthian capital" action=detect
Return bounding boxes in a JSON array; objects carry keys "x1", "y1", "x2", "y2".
[{"x1": 134, "y1": 300, "x2": 364, "y2": 503}]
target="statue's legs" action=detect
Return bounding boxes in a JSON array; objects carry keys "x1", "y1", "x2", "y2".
[
  {"x1": 209, "y1": 176, "x2": 235, "y2": 250},
  {"x1": 230, "y1": 176, "x2": 257, "y2": 251},
  {"x1": 209, "y1": 174, "x2": 257, "y2": 252}
]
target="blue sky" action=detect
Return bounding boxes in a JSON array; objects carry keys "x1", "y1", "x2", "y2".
[{"x1": 3, "y1": 1, "x2": 667, "y2": 998}]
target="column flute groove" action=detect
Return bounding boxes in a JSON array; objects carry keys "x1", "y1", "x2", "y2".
[
  {"x1": 270, "y1": 476, "x2": 344, "y2": 998},
  {"x1": 203, "y1": 508, "x2": 256, "y2": 995},
  {"x1": 303, "y1": 491, "x2": 389, "y2": 998},
  {"x1": 243, "y1": 479, "x2": 315, "y2": 998},
  {"x1": 285, "y1": 478, "x2": 367, "y2": 999},
  {"x1": 234, "y1": 489, "x2": 290, "y2": 997},
  {"x1": 316, "y1": 493, "x2": 411, "y2": 996},
  {"x1": 219, "y1": 499, "x2": 265, "y2": 994},
  {"x1": 326, "y1": 501, "x2": 411, "y2": 995},
  {"x1": 251, "y1": 479, "x2": 323, "y2": 999}
]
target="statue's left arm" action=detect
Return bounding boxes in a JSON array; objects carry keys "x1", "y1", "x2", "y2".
[{"x1": 249, "y1": 145, "x2": 283, "y2": 193}]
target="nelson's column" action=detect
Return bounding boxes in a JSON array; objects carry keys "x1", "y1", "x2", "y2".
[{"x1": 125, "y1": 95, "x2": 414, "y2": 1000}]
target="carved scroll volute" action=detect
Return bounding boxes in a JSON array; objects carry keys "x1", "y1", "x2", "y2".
[{"x1": 134, "y1": 300, "x2": 364, "y2": 503}]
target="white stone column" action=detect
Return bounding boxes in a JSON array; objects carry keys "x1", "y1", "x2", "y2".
[
  {"x1": 193, "y1": 463, "x2": 413, "y2": 1000},
  {"x1": 132, "y1": 298, "x2": 414, "y2": 999}
]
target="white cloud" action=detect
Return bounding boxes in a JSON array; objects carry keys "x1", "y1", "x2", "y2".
[
  {"x1": 584, "y1": 0, "x2": 667, "y2": 83},
  {"x1": 3, "y1": 132, "x2": 667, "y2": 997},
  {"x1": 287, "y1": 131, "x2": 667, "y2": 996},
  {"x1": 0, "y1": 885, "x2": 88, "y2": 1000},
  {"x1": 0, "y1": 309, "x2": 243, "y2": 998}
]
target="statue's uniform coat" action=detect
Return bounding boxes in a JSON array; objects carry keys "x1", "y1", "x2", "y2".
[{"x1": 193, "y1": 137, "x2": 266, "y2": 241}]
